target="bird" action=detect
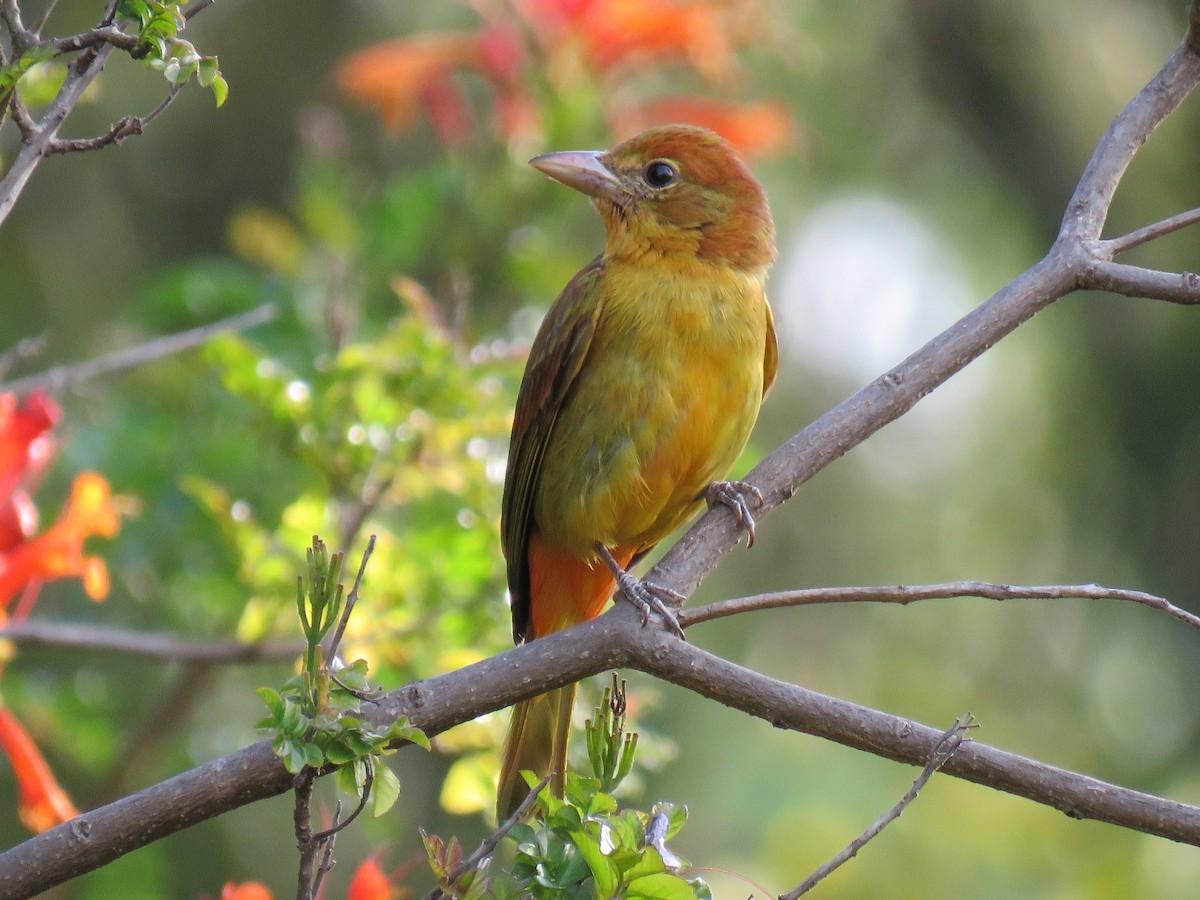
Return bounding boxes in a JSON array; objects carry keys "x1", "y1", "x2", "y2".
[{"x1": 496, "y1": 124, "x2": 777, "y2": 820}]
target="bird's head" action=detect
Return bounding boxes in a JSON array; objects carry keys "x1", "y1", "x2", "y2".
[{"x1": 530, "y1": 125, "x2": 775, "y2": 272}]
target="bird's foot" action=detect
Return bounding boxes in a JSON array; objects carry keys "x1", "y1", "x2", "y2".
[
  {"x1": 595, "y1": 544, "x2": 686, "y2": 638},
  {"x1": 704, "y1": 480, "x2": 764, "y2": 547}
]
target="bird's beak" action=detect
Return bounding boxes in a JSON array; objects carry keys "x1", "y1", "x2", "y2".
[{"x1": 529, "y1": 150, "x2": 623, "y2": 202}]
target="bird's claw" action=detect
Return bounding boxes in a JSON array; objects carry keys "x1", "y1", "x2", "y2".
[
  {"x1": 704, "y1": 480, "x2": 763, "y2": 547},
  {"x1": 615, "y1": 570, "x2": 686, "y2": 638},
  {"x1": 595, "y1": 543, "x2": 687, "y2": 638}
]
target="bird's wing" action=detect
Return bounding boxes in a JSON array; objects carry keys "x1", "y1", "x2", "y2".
[
  {"x1": 762, "y1": 298, "x2": 778, "y2": 398},
  {"x1": 502, "y1": 258, "x2": 607, "y2": 643}
]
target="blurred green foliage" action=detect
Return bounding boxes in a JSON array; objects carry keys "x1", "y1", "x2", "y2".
[{"x1": 2, "y1": 0, "x2": 1200, "y2": 897}]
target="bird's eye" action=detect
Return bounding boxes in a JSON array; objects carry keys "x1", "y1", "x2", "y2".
[{"x1": 642, "y1": 160, "x2": 679, "y2": 189}]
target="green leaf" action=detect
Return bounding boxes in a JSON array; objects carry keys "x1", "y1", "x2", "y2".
[
  {"x1": 336, "y1": 659, "x2": 370, "y2": 690},
  {"x1": 256, "y1": 686, "x2": 284, "y2": 720},
  {"x1": 209, "y1": 72, "x2": 229, "y2": 106},
  {"x1": 279, "y1": 698, "x2": 305, "y2": 736},
  {"x1": 568, "y1": 829, "x2": 618, "y2": 898},
  {"x1": 391, "y1": 717, "x2": 431, "y2": 750},
  {"x1": 322, "y1": 740, "x2": 356, "y2": 766},
  {"x1": 196, "y1": 56, "x2": 218, "y2": 87},
  {"x1": 303, "y1": 742, "x2": 326, "y2": 768},
  {"x1": 654, "y1": 802, "x2": 687, "y2": 840},
  {"x1": 371, "y1": 762, "x2": 401, "y2": 816},
  {"x1": 278, "y1": 740, "x2": 307, "y2": 774},
  {"x1": 624, "y1": 872, "x2": 698, "y2": 900},
  {"x1": 336, "y1": 762, "x2": 359, "y2": 796},
  {"x1": 623, "y1": 847, "x2": 669, "y2": 881}
]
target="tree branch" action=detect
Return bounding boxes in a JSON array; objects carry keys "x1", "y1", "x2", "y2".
[
  {"x1": 46, "y1": 83, "x2": 183, "y2": 154},
  {"x1": 0, "y1": 0, "x2": 36, "y2": 51},
  {"x1": 0, "y1": 0, "x2": 219, "y2": 226},
  {"x1": 0, "y1": 620, "x2": 302, "y2": 662},
  {"x1": 49, "y1": 24, "x2": 138, "y2": 55},
  {"x1": 0, "y1": 303, "x2": 278, "y2": 395},
  {"x1": 4, "y1": 605, "x2": 1200, "y2": 898},
  {"x1": 1106, "y1": 206, "x2": 1200, "y2": 254},
  {"x1": 1079, "y1": 259, "x2": 1200, "y2": 304},
  {"x1": 680, "y1": 582, "x2": 1200, "y2": 632},
  {"x1": 0, "y1": 41, "x2": 116, "y2": 227}
]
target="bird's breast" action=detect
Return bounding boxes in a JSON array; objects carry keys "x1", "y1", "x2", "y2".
[{"x1": 536, "y1": 262, "x2": 770, "y2": 557}]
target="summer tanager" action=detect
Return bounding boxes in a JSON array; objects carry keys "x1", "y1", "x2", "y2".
[{"x1": 497, "y1": 125, "x2": 777, "y2": 819}]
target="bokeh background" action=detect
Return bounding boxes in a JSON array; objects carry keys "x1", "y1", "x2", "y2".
[{"x1": 3, "y1": 0, "x2": 1200, "y2": 896}]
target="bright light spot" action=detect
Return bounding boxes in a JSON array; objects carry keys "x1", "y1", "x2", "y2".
[
  {"x1": 777, "y1": 196, "x2": 975, "y2": 384},
  {"x1": 774, "y1": 195, "x2": 1009, "y2": 478},
  {"x1": 231, "y1": 500, "x2": 251, "y2": 522},
  {"x1": 457, "y1": 508, "x2": 478, "y2": 528},
  {"x1": 368, "y1": 424, "x2": 390, "y2": 450},
  {"x1": 255, "y1": 359, "x2": 280, "y2": 379},
  {"x1": 486, "y1": 457, "x2": 507, "y2": 484},
  {"x1": 466, "y1": 437, "x2": 488, "y2": 459},
  {"x1": 285, "y1": 380, "x2": 310, "y2": 404},
  {"x1": 347, "y1": 424, "x2": 367, "y2": 445}
]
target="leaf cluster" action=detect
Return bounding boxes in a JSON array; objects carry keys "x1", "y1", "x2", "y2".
[
  {"x1": 116, "y1": 0, "x2": 227, "y2": 104},
  {"x1": 256, "y1": 536, "x2": 429, "y2": 818}
]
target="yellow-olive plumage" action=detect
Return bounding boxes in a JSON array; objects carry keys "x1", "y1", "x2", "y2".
[{"x1": 498, "y1": 125, "x2": 777, "y2": 819}]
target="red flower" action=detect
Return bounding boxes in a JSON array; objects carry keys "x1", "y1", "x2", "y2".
[
  {"x1": 348, "y1": 856, "x2": 400, "y2": 900},
  {"x1": 0, "y1": 704, "x2": 78, "y2": 833},
  {"x1": 0, "y1": 471, "x2": 123, "y2": 611},
  {"x1": 220, "y1": 883, "x2": 273, "y2": 900},
  {"x1": 519, "y1": 0, "x2": 757, "y2": 82},
  {"x1": 0, "y1": 391, "x2": 61, "y2": 503},
  {"x1": 335, "y1": 26, "x2": 532, "y2": 146}
]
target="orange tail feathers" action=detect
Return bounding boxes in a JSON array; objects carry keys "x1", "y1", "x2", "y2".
[{"x1": 496, "y1": 536, "x2": 635, "y2": 820}]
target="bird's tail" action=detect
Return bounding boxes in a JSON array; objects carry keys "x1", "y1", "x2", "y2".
[
  {"x1": 496, "y1": 537, "x2": 636, "y2": 821},
  {"x1": 496, "y1": 682, "x2": 577, "y2": 821}
]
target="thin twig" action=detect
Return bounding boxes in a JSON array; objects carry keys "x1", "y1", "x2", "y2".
[
  {"x1": 37, "y1": 0, "x2": 61, "y2": 33},
  {"x1": 312, "y1": 812, "x2": 339, "y2": 899},
  {"x1": 47, "y1": 83, "x2": 183, "y2": 154},
  {"x1": 680, "y1": 582, "x2": 1200, "y2": 632},
  {"x1": 422, "y1": 775, "x2": 551, "y2": 900},
  {"x1": 0, "y1": 620, "x2": 303, "y2": 662},
  {"x1": 1106, "y1": 206, "x2": 1200, "y2": 254},
  {"x1": 6, "y1": 91, "x2": 38, "y2": 140},
  {"x1": 0, "y1": 303, "x2": 277, "y2": 395},
  {"x1": 183, "y1": 0, "x2": 216, "y2": 21},
  {"x1": 779, "y1": 716, "x2": 975, "y2": 899},
  {"x1": 50, "y1": 24, "x2": 138, "y2": 55},
  {"x1": 310, "y1": 765, "x2": 374, "y2": 842},
  {"x1": 326, "y1": 534, "x2": 377, "y2": 664},
  {"x1": 0, "y1": 334, "x2": 47, "y2": 379}
]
